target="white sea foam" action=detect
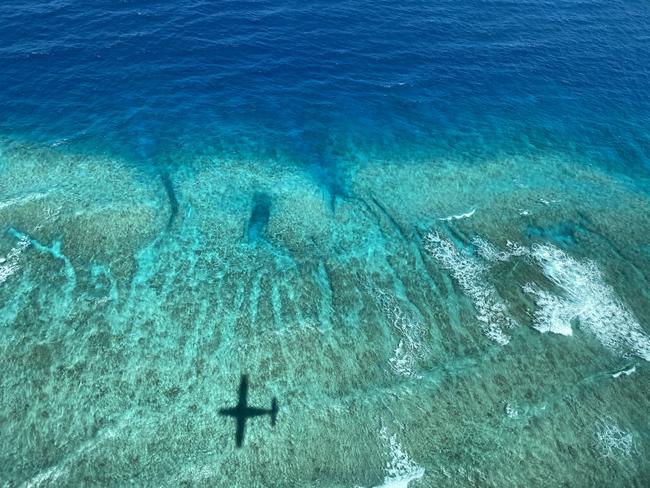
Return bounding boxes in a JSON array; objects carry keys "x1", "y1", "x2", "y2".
[
  {"x1": 594, "y1": 417, "x2": 635, "y2": 459},
  {"x1": 51, "y1": 138, "x2": 68, "y2": 147},
  {"x1": 390, "y1": 339, "x2": 417, "y2": 378},
  {"x1": 370, "y1": 426, "x2": 424, "y2": 488},
  {"x1": 473, "y1": 237, "x2": 527, "y2": 263},
  {"x1": 438, "y1": 208, "x2": 476, "y2": 222},
  {"x1": 375, "y1": 289, "x2": 426, "y2": 378},
  {"x1": 424, "y1": 231, "x2": 513, "y2": 345},
  {"x1": 525, "y1": 244, "x2": 650, "y2": 361},
  {"x1": 522, "y1": 283, "x2": 574, "y2": 336},
  {"x1": 612, "y1": 366, "x2": 636, "y2": 378},
  {"x1": 504, "y1": 402, "x2": 519, "y2": 419},
  {"x1": 0, "y1": 236, "x2": 29, "y2": 285}
]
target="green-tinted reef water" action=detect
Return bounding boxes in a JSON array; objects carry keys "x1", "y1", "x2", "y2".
[{"x1": 2, "y1": 137, "x2": 650, "y2": 486}]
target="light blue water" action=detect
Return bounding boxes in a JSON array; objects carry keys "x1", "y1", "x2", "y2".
[{"x1": 1, "y1": 1, "x2": 650, "y2": 486}]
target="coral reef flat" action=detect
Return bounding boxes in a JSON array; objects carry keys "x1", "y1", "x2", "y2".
[{"x1": 2, "y1": 138, "x2": 650, "y2": 486}]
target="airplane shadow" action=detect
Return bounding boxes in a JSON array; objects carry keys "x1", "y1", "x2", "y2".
[{"x1": 219, "y1": 374, "x2": 279, "y2": 448}]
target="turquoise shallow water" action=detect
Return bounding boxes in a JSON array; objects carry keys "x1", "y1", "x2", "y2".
[
  {"x1": 2, "y1": 136, "x2": 650, "y2": 486},
  {"x1": 2, "y1": 0, "x2": 650, "y2": 486}
]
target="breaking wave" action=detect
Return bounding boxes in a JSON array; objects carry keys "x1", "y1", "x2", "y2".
[
  {"x1": 374, "y1": 289, "x2": 427, "y2": 378},
  {"x1": 472, "y1": 237, "x2": 527, "y2": 263},
  {"x1": 362, "y1": 426, "x2": 424, "y2": 488},
  {"x1": 0, "y1": 235, "x2": 29, "y2": 285},
  {"x1": 424, "y1": 231, "x2": 513, "y2": 345},
  {"x1": 525, "y1": 244, "x2": 650, "y2": 361},
  {"x1": 594, "y1": 416, "x2": 635, "y2": 459},
  {"x1": 437, "y1": 208, "x2": 476, "y2": 222},
  {"x1": 612, "y1": 365, "x2": 636, "y2": 379}
]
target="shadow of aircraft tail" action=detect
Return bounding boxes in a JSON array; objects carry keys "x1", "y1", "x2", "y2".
[{"x1": 271, "y1": 397, "x2": 278, "y2": 427}]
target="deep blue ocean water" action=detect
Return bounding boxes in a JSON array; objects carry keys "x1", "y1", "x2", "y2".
[
  {"x1": 2, "y1": 0, "x2": 650, "y2": 170},
  {"x1": 2, "y1": 1, "x2": 650, "y2": 486}
]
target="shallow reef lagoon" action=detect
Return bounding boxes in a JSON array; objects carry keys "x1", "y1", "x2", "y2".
[{"x1": 1, "y1": 0, "x2": 650, "y2": 486}]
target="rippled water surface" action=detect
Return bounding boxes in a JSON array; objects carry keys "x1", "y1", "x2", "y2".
[{"x1": 1, "y1": 1, "x2": 650, "y2": 486}]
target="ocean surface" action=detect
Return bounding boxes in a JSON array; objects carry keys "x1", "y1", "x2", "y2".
[{"x1": 1, "y1": 0, "x2": 650, "y2": 486}]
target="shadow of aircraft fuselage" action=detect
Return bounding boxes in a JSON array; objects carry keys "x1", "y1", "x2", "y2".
[{"x1": 219, "y1": 375, "x2": 278, "y2": 447}]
